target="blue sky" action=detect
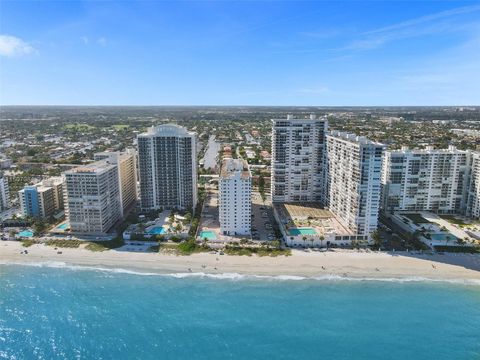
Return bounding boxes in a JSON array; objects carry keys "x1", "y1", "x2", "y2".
[{"x1": 1, "y1": 1, "x2": 479, "y2": 106}]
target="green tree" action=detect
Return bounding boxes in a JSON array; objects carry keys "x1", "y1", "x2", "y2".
[
  {"x1": 371, "y1": 230, "x2": 382, "y2": 250},
  {"x1": 319, "y1": 235, "x2": 325, "y2": 248},
  {"x1": 175, "y1": 223, "x2": 183, "y2": 233}
]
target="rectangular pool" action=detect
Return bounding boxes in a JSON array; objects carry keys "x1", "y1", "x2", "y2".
[
  {"x1": 288, "y1": 228, "x2": 317, "y2": 236},
  {"x1": 56, "y1": 223, "x2": 69, "y2": 230},
  {"x1": 147, "y1": 227, "x2": 166, "y2": 235},
  {"x1": 199, "y1": 231, "x2": 217, "y2": 240},
  {"x1": 17, "y1": 230, "x2": 34, "y2": 238}
]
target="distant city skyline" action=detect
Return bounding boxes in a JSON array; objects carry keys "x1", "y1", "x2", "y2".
[{"x1": 1, "y1": 1, "x2": 479, "y2": 106}]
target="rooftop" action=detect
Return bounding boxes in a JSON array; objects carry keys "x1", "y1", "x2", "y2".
[
  {"x1": 328, "y1": 130, "x2": 385, "y2": 147},
  {"x1": 65, "y1": 160, "x2": 116, "y2": 175},
  {"x1": 220, "y1": 158, "x2": 251, "y2": 179},
  {"x1": 272, "y1": 114, "x2": 327, "y2": 122},
  {"x1": 138, "y1": 124, "x2": 195, "y2": 138},
  {"x1": 274, "y1": 202, "x2": 354, "y2": 236},
  {"x1": 388, "y1": 145, "x2": 469, "y2": 154}
]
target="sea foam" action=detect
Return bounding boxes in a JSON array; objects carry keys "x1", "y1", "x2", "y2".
[{"x1": 2, "y1": 260, "x2": 480, "y2": 286}]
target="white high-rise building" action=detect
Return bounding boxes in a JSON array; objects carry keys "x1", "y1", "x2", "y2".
[
  {"x1": 326, "y1": 131, "x2": 385, "y2": 236},
  {"x1": 466, "y1": 152, "x2": 480, "y2": 219},
  {"x1": 0, "y1": 172, "x2": 9, "y2": 211},
  {"x1": 271, "y1": 114, "x2": 327, "y2": 203},
  {"x1": 219, "y1": 159, "x2": 252, "y2": 236},
  {"x1": 381, "y1": 146, "x2": 470, "y2": 214},
  {"x1": 64, "y1": 160, "x2": 121, "y2": 234},
  {"x1": 94, "y1": 149, "x2": 137, "y2": 216},
  {"x1": 137, "y1": 124, "x2": 197, "y2": 212}
]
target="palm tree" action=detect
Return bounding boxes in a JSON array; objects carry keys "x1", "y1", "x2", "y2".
[
  {"x1": 445, "y1": 235, "x2": 451, "y2": 246},
  {"x1": 319, "y1": 235, "x2": 325, "y2": 248},
  {"x1": 175, "y1": 223, "x2": 183, "y2": 234},
  {"x1": 302, "y1": 236, "x2": 307, "y2": 248}
]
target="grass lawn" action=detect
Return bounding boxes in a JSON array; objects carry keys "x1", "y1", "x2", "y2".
[
  {"x1": 21, "y1": 239, "x2": 37, "y2": 247},
  {"x1": 224, "y1": 245, "x2": 292, "y2": 257},
  {"x1": 403, "y1": 213, "x2": 431, "y2": 224},
  {"x1": 112, "y1": 124, "x2": 130, "y2": 130},
  {"x1": 45, "y1": 239, "x2": 82, "y2": 248},
  {"x1": 85, "y1": 237, "x2": 125, "y2": 252}
]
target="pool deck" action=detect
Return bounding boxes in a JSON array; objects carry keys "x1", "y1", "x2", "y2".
[{"x1": 420, "y1": 212, "x2": 471, "y2": 240}]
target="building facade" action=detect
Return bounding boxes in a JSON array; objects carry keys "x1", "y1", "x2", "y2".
[
  {"x1": 381, "y1": 146, "x2": 470, "y2": 214},
  {"x1": 94, "y1": 149, "x2": 137, "y2": 216},
  {"x1": 64, "y1": 160, "x2": 121, "y2": 234},
  {"x1": 0, "y1": 173, "x2": 9, "y2": 211},
  {"x1": 271, "y1": 114, "x2": 327, "y2": 203},
  {"x1": 19, "y1": 185, "x2": 55, "y2": 218},
  {"x1": 466, "y1": 152, "x2": 480, "y2": 219},
  {"x1": 137, "y1": 124, "x2": 197, "y2": 212},
  {"x1": 326, "y1": 131, "x2": 385, "y2": 236},
  {"x1": 219, "y1": 159, "x2": 252, "y2": 236},
  {"x1": 18, "y1": 177, "x2": 64, "y2": 219}
]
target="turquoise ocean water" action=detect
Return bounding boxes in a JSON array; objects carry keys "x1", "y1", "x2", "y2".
[{"x1": 1, "y1": 264, "x2": 479, "y2": 359}]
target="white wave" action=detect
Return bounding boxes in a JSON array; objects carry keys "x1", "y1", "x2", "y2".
[{"x1": 2, "y1": 261, "x2": 480, "y2": 286}]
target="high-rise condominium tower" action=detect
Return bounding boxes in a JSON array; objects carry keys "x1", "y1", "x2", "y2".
[
  {"x1": 271, "y1": 114, "x2": 327, "y2": 203},
  {"x1": 219, "y1": 159, "x2": 252, "y2": 236},
  {"x1": 64, "y1": 160, "x2": 121, "y2": 234},
  {"x1": 137, "y1": 124, "x2": 197, "y2": 211},
  {"x1": 466, "y1": 152, "x2": 480, "y2": 219},
  {"x1": 0, "y1": 172, "x2": 9, "y2": 211},
  {"x1": 326, "y1": 131, "x2": 385, "y2": 236},
  {"x1": 94, "y1": 149, "x2": 137, "y2": 216},
  {"x1": 381, "y1": 145, "x2": 470, "y2": 214}
]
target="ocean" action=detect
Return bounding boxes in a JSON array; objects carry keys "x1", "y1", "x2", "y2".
[{"x1": 1, "y1": 264, "x2": 479, "y2": 359}]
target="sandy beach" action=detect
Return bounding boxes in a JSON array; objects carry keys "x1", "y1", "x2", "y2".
[{"x1": 1, "y1": 241, "x2": 480, "y2": 282}]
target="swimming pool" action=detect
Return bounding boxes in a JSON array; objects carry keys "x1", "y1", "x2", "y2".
[
  {"x1": 288, "y1": 228, "x2": 317, "y2": 236},
  {"x1": 430, "y1": 233, "x2": 457, "y2": 241},
  {"x1": 147, "y1": 227, "x2": 166, "y2": 235},
  {"x1": 199, "y1": 231, "x2": 217, "y2": 240},
  {"x1": 56, "y1": 223, "x2": 69, "y2": 230},
  {"x1": 17, "y1": 230, "x2": 34, "y2": 238}
]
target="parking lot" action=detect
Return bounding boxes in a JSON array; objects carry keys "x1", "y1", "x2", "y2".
[{"x1": 251, "y1": 192, "x2": 277, "y2": 242}]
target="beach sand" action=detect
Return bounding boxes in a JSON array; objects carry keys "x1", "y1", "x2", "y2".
[{"x1": 1, "y1": 241, "x2": 480, "y2": 281}]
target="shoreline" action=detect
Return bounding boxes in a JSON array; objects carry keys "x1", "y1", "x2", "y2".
[{"x1": 1, "y1": 241, "x2": 480, "y2": 283}]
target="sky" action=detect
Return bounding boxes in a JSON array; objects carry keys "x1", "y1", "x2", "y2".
[{"x1": 1, "y1": 1, "x2": 480, "y2": 106}]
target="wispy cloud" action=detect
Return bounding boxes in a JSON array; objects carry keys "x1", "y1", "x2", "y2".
[
  {"x1": 80, "y1": 36, "x2": 107, "y2": 47},
  {"x1": 363, "y1": 4, "x2": 480, "y2": 35},
  {"x1": 0, "y1": 35, "x2": 36, "y2": 57},
  {"x1": 345, "y1": 4, "x2": 480, "y2": 51},
  {"x1": 97, "y1": 37, "x2": 107, "y2": 46}
]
